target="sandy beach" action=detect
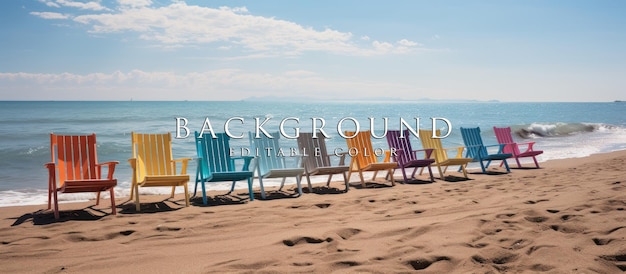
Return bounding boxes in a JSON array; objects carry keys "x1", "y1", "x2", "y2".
[{"x1": 1, "y1": 151, "x2": 625, "y2": 273}]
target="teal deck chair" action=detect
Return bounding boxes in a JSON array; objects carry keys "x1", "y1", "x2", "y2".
[
  {"x1": 194, "y1": 131, "x2": 255, "y2": 204},
  {"x1": 460, "y1": 127, "x2": 512, "y2": 174},
  {"x1": 249, "y1": 131, "x2": 304, "y2": 199}
]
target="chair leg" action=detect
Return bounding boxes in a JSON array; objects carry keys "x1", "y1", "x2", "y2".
[
  {"x1": 247, "y1": 178, "x2": 254, "y2": 201},
  {"x1": 109, "y1": 188, "x2": 117, "y2": 215},
  {"x1": 437, "y1": 166, "x2": 445, "y2": 180},
  {"x1": 134, "y1": 184, "x2": 141, "y2": 212},
  {"x1": 47, "y1": 184, "x2": 52, "y2": 210},
  {"x1": 193, "y1": 178, "x2": 199, "y2": 198},
  {"x1": 479, "y1": 161, "x2": 487, "y2": 173},
  {"x1": 129, "y1": 181, "x2": 135, "y2": 200},
  {"x1": 388, "y1": 169, "x2": 395, "y2": 186},
  {"x1": 371, "y1": 170, "x2": 379, "y2": 181},
  {"x1": 259, "y1": 177, "x2": 267, "y2": 199},
  {"x1": 295, "y1": 175, "x2": 303, "y2": 197},
  {"x1": 410, "y1": 167, "x2": 418, "y2": 180},
  {"x1": 532, "y1": 157, "x2": 540, "y2": 168},
  {"x1": 201, "y1": 180, "x2": 208, "y2": 205},
  {"x1": 96, "y1": 191, "x2": 101, "y2": 206},
  {"x1": 358, "y1": 169, "x2": 366, "y2": 188},
  {"x1": 515, "y1": 157, "x2": 523, "y2": 168},
  {"x1": 305, "y1": 173, "x2": 313, "y2": 192},
  {"x1": 53, "y1": 190, "x2": 59, "y2": 220},
  {"x1": 502, "y1": 159, "x2": 511, "y2": 173},
  {"x1": 401, "y1": 169, "x2": 408, "y2": 184},
  {"x1": 427, "y1": 166, "x2": 435, "y2": 182},
  {"x1": 325, "y1": 174, "x2": 333, "y2": 187},
  {"x1": 183, "y1": 184, "x2": 189, "y2": 207},
  {"x1": 461, "y1": 165, "x2": 468, "y2": 178},
  {"x1": 170, "y1": 186, "x2": 176, "y2": 198},
  {"x1": 342, "y1": 172, "x2": 349, "y2": 192}
]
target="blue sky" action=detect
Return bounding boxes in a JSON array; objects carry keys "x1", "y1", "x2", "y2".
[{"x1": 1, "y1": 0, "x2": 625, "y2": 101}]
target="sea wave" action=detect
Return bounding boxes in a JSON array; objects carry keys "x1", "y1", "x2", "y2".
[{"x1": 513, "y1": 122, "x2": 617, "y2": 139}]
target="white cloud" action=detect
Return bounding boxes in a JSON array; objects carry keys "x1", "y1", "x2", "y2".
[
  {"x1": 30, "y1": 11, "x2": 70, "y2": 19},
  {"x1": 40, "y1": 1, "x2": 423, "y2": 56},
  {"x1": 117, "y1": 0, "x2": 152, "y2": 9},
  {"x1": 398, "y1": 39, "x2": 420, "y2": 47},
  {"x1": 38, "y1": 0, "x2": 61, "y2": 8},
  {"x1": 56, "y1": 0, "x2": 110, "y2": 11}
]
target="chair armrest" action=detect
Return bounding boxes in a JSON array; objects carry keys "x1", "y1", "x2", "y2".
[
  {"x1": 232, "y1": 156, "x2": 254, "y2": 171},
  {"x1": 336, "y1": 151, "x2": 349, "y2": 166},
  {"x1": 517, "y1": 141, "x2": 536, "y2": 153},
  {"x1": 412, "y1": 148, "x2": 434, "y2": 159},
  {"x1": 96, "y1": 161, "x2": 120, "y2": 180},
  {"x1": 45, "y1": 162, "x2": 56, "y2": 191},
  {"x1": 128, "y1": 158, "x2": 137, "y2": 169},
  {"x1": 172, "y1": 158, "x2": 192, "y2": 174},
  {"x1": 453, "y1": 146, "x2": 465, "y2": 158},
  {"x1": 385, "y1": 149, "x2": 400, "y2": 162},
  {"x1": 486, "y1": 144, "x2": 506, "y2": 153}
]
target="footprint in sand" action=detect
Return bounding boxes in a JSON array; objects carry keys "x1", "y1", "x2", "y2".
[
  {"x1": 314, "y1": 203, "x2": 331, "y2": 209},
  {"x1": 592, "y1": 238, "x2": 614, "y2": 246},
  {"x1": 524, "y1": 216, "x2": 549, "y2": 223},
  {"x1": 282, "y1": 236, "x2": 333, "y2": 247},
  {"x1": 598, "y1": 253, "x2": 626, "y2": 271},
  {"x1": 406, "y1": 256, "x2": 452, "y2": 270},
  {"x1": 155, "y1": 225, "x2": 182, "y2": 232},
  {"x1": 334, "y1": 228, "x2": 362, "y2": 240},
  {"x1": 524, "y1": 199, "x2": 549, "y2": 205}
]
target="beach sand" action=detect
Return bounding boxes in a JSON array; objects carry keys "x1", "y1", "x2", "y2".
[{"x1": 1, "y1": 151, "x2": 625, "y2": 273}]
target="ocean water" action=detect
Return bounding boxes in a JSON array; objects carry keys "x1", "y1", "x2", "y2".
[{"x1": 1, "y1": 101, "x2": 625, "y2": 207}]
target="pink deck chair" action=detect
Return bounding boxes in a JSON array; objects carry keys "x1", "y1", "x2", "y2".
[{"x1": 493, "y1": 126, "x2": 543, "y2": 168}]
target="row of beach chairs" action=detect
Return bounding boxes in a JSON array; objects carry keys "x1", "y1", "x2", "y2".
[{"x1": 45, "y1": 126, "x2": 543, "y2": 219}]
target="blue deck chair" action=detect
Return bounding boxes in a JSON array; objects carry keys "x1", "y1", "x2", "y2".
[
  {"x1": 194, "y1": 131, "x2": 255, "y2": 204},
  {"x1": 386, "y1": 130, "x2": 436, "y2": 183},
  {"x1": 249, "y1": 131, "x2": 304, "y2": 199},
  {"x1": 460, "y1": 127, "x2": 512, "y2": 174}
]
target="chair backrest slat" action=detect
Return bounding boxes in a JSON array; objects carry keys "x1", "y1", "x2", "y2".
[
  {"x1": 419, "y1": 130, "x2": 448, "y2": 163},
  {"x1": 132, "y1": 132, "x2": 174, "y2": 182},
  {"x1": 297, "y1": 132, "x2": 331, "y2": 171},
  {"x1": 50, "y1": 133, "x2": 99, "y2": 186},
  {"x1": 195, "y1": 132, "x2": 234, "y2": 177},
  {"x1": 460, "y1": 127, "x2": 489, "y2": 159},
  {"x1": 386, "y1": 130, "x2": 414, "y2": 165},
  {"x1": 493, "y1": 126, "x2": 520, "y2": 155},
  {"x1": 345, "y1": 130, "x2": 378, "y2": 167},
  {"x1": 250, "y1": 132, "x2": 285, "y2": 176}
]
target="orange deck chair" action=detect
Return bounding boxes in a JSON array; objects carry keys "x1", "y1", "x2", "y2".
[{"x1": 45, "y1": 133, "x2": 118, "y2": 219}]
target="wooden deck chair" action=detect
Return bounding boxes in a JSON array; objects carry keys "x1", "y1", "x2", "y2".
[
  {"x1": 386, "y1": 130, "x2": 435, "y2": 183},
  {"x1": 129, "y1": 132, "x2": 191, "y2": 211},
  {"x1": 460, "y1": 127, "x2": 512, "y2": 174},
  {"x1": 45, "y1": 133, "x2": 118, "y2": 219},
  {"x1": 194, "y1": 132, "x2": 255, "y2": 204},
  {"x1": 344, "y1": 130, "x2": 397, "y2": 188},
  {"x1": 296, "y1": 132, "x2": 350, "y2": 192},
  {"x1": 493, "y1": 126, "x2": 543, "y2": 168},
  {"x1": 249, "y1": 132, "x2": 305, "y2": 199},
  {"x1": 418, "y1": 129, "x2": 473, "y2": 180}
]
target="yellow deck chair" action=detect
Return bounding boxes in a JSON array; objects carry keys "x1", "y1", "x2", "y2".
[
  {"x1": 129, "y1": 132, "x2": 191, "y2": 211},
  {"x1": 344, "y1": 130, "x2": 397, "y2": 188},
  {"x1": 418, "y1": 129, "x2": 472, "y2": 180}
]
